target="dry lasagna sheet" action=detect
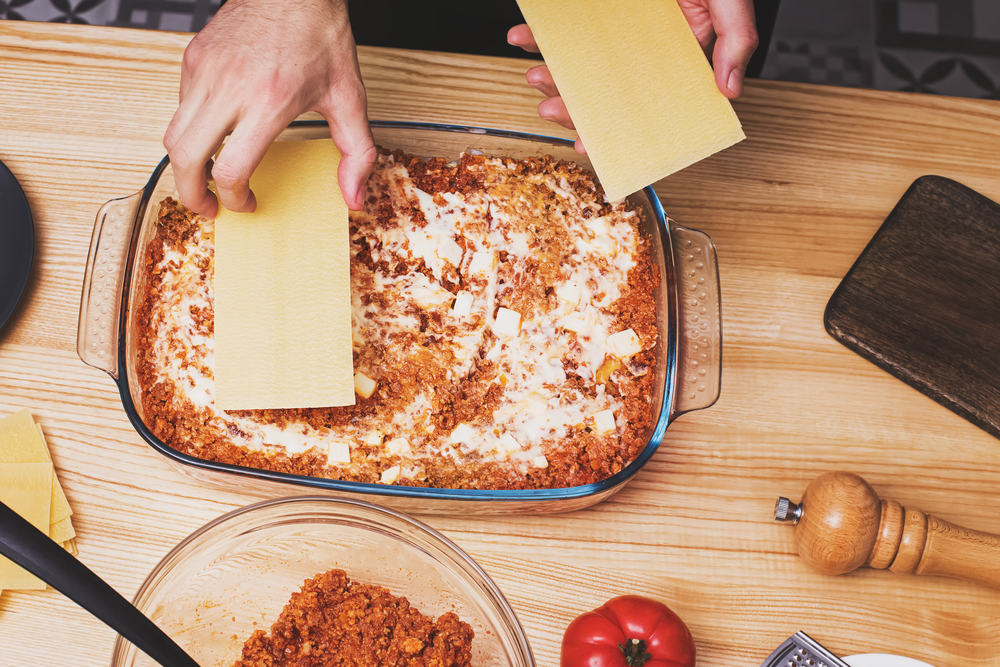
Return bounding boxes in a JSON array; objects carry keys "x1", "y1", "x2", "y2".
[{"x1": 138, "y1": 150, "x2": 659, "y2": 490}]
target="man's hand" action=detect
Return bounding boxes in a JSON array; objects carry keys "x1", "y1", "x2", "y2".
[
  {"x1": 676, "y1": 0, "x2": 759, "y2": 98},
  {"x1": 507, "y1": 0, "x2": 758, "y2": 152},
  {"x1": 163, "y1": 0, "x2": 376, "y2": 217}
]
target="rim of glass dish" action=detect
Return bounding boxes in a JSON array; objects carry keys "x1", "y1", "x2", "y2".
[
  {"x1": 114, "y1": 120, "x2": 679, "y2": 502},
  {"x1": 119, "y1": 495, "x2": 536, "y2": 666}
]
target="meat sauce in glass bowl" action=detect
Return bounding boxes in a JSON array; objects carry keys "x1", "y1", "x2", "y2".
[{"x1": 110, "y1": 497, "x2": 534, "y2": 667}]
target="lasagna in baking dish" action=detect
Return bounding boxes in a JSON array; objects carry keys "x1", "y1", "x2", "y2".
[{"x1": 137, "y1": 149, "x2": 658, "y2": 490}]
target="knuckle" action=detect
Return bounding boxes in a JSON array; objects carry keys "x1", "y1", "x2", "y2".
[
  {"x1": 211, "y1": 158, "x2": 248, "y2": 190},
  {"x1": 360, "y1": 144, "x2": 378, "y2": 165},
  {"x1": 342, "y1": 129, "x2": 376, "y2": 159},
  {"x1": 181, "y1": 40, "x2": 204, "y2": 74},
  {"x1": 163, "y1": 131, "x2": 177, "y2": 153},
  {"x1": 169, "y1": 145, "x2": 196, "y2": 173},
  {"x1": 257, "y1": 73, "x2": 298, "y2": 108},
  {"x1": 162, "y1": 122, "x2": 183, "y2": 152},
  {"x1": 737, "y1": 27, "x2": 760, "y2": 52},
  {"x1": 325, "y1": 74, "x2": 367, "y2": 111}
]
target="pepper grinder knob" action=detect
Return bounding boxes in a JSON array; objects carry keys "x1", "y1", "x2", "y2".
[
  {"x1": 773, "y1": 497, "x2": 802, "y2": 523},
  {"x1": 775, "y1": 471, "x2": 1000, "y2": 589}
]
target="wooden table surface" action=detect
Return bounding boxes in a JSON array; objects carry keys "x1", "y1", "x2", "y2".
[{"x1": 2, "y1": 20, "x2": 999, "y2": 667}]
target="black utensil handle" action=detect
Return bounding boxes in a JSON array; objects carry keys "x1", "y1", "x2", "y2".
[{"x1": 0, "y1": 500, "x2": 200, "y2": 667}]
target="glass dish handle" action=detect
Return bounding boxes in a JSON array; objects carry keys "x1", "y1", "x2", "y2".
[
  {"x1": 670, "y1": 222, "x2": 722, "y2": 417},
  {"x1": 77, "y1": 192, "x2": 143, "y2": 379}
]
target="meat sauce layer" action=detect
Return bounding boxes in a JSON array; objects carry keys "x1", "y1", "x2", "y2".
[{"x1": 137, "y1": 150, "x2": 659, "y2": 490}]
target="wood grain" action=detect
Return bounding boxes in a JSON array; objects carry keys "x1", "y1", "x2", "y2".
[
  {"x1": 890, "y1": 508, "x2": 929, "y2": 576},
  {"x1": 867, "y1": 499, "x2": 904, "y2": 569},
  {"x1": 917, "y1": 515, "x2": 1000, "y2": 588},
  {"x1": 2, "y1": 20, "x2": 1000, "y2": 667},
  {"x1": 794, "y1": 471, "x2": 881, "y2": 575}
]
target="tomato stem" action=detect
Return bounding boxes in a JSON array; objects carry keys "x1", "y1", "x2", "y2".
[{"x1": 617, "y1": 638, "x2": 652, "y2": 667}]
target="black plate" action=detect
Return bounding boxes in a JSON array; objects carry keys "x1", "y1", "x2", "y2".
[{"x1": 0, "y1": 158, "x2": 34, "y2": 333}]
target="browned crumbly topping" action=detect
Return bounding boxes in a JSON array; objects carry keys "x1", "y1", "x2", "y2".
[
  {"x1": 136, "y1": 151, "x2": 659, "y2": 490},
  {"x1": 233, "y1": 569, "x2": 474, "y2": 667}
]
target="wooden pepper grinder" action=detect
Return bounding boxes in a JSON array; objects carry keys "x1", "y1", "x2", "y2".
[{"x1": 774, "y1": 471, "x2": 1000, "y2": 589}]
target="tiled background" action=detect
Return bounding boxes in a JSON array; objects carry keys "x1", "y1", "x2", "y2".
[
  {"x1": 0, "y1": 0, "x2": 219, "y2": 31},
  {"x1": 763, "y1": 0, "x2": 1000, "y2": 98},
  {"x1": 2, "y1": 0, "x2": 999, "y2": 99}
]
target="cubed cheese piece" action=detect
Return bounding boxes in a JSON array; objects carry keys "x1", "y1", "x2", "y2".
[
  {"x1": 533, "y1": 455, "x2": 549, "y2": 469},
  {"x1": 593, "y1": 409, "x2": 617, "y2": 434},
  {"x1": 326, "y1": 441, "x2": 351, "y2": 464},
  {"x1": 556, "y1": 280, "x2": 582, "y2": 306},
  {"x1": 606, "y1": 329, "x2": 642, "y2": 358},
  {"x1": 404, "y1": 465, "x2": 427, "y2": 481},
  {"x1": 452, "y1": 291, "x2": 475, "y2": 317},
  {"x1": 380, "y1": 465, "x2": 401, "y2": 484},
  {"x1": 523, "y1": 396, "x2": 548, "y2": 414},
  {"x1": 586, "y1": 217, "x2": 611, "y2": 237},
  {"x1": 562, "y1": 311, "x2": 588, "y2": 333},
  {"x1": 468, "y1": 251, "x2": 494, "y2": 274},
  {"x1": 386, "y1": 437, "x2": 410, "y2": 455},
  {"x1": 493, "y1": 308, "x2": 521, "y2": 337},
  {"x1": 498, "y1": 432, "x2": 521, "y2": 455},
  {"x1": 365, "y1": 431, "x2": 384, "y2": 446},
  {"x1": 449, "y1": 423, "x2": 477, "y2": 445},
  {"x1": 354, "y1": 371, "x2": 378, "y2": 399},
  {"x1": 592, "y1": 235, "x2": 619, "y2": 254}
]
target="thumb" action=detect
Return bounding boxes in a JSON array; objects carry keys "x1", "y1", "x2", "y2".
[
  {"x1": 322, "y1": 80, "x2": 377, "y2": 211},
  {"x1": 709, "y1": 0, "x2": 759, "y2": 98}
]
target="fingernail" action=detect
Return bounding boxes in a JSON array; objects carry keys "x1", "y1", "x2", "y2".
[
  {"x1": 727, "y1": 70, "x2": 743, "y2": 97},
  {"x1": 354, "y1": 183, "x2": 365, "y2": 208}
]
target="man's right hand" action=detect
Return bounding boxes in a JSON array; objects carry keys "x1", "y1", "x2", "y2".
[{"x1": 163, "y1": 0, "x2": 377, "y2": 218}]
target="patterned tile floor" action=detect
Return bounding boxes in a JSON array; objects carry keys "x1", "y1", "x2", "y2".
[{"x1": 2, "y1": 0, "x2": 999, "y2": 99}]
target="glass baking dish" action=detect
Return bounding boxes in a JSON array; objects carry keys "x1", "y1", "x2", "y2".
[{"x1": 78, "y1": 121, "x2": 721, "y2": 514}]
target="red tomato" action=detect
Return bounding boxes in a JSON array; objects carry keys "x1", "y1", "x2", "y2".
[{"x1": 560, "y1": 595, "x2": 696, "y2": 667}]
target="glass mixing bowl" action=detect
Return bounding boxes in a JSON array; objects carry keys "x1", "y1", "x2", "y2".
[{"x1": 110, "y1": 496, "x2": 534, "y2": 667}]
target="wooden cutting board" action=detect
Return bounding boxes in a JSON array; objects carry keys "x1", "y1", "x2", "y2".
[{"x1": 825, "y1": 175, "x2": 1000, "y2": 440}]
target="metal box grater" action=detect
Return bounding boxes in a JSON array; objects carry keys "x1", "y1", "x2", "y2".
[{"x1": 760, "y1": 631, "x2": 851, "y2": 667}]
